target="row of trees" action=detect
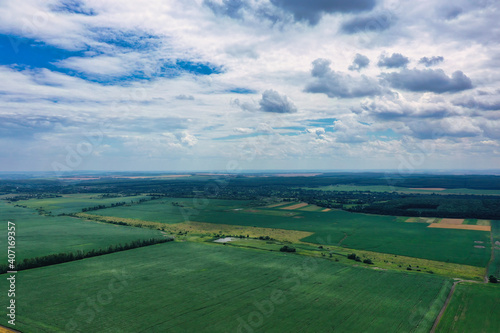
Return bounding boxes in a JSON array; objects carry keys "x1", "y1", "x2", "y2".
[{"x1": 0, "y1": 237, "x2": 174, "y2": 274}]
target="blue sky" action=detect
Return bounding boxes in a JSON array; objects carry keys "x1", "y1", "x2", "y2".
[{"x1": 0, "y1": 0, "x2": 499, "y2": 172}]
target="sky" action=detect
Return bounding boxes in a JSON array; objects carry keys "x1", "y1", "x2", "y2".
[{"x1": 0, "y1": 0, "x2": 500, "y2": 173}]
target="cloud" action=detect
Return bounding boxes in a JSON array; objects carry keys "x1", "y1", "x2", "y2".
[
  {"x1": 348, "y1": 53, "x2": 370, "y2": 71},
  {"x1": 377, "y1": 53, "x2": 409, "y2": 68},
  {"x1": 453, "y1": 96, "x2": 500, "y2": 111},
  {"x1": 259, "y1": 89, "x2": 297, "y2": 113},
  {"x1": 305, "y1": 58, "x2": 382, "y2": 98},
  {"x1": 55, "y1": 55, "x2": 128, "y2": 76},
  {"x1": 175, "y1": 94, "x2": 195, "y2": 100},
  {"x1": 381, "y1": 69, "x2": 473, "y2": 93},
  {"x1": 359, "y1": 94, "x2": 457, "y2": 120},
  {"x1": 178, "y1": 131, "x2": 198, "y2": 147},
  {"x1": 419, "y1": 56, "x2": 444, "y2": 67},
  {"x1": 270, "y1": 0, "x2": 376, "y2": 25},
  {"x1": 341, "y1": 12, "x2": 397, "y2": 34},
  {"x1": 204, "y1": 0, "x2": 249, "y2": 19}
]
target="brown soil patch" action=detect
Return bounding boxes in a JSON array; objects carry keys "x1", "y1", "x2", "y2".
[
  {"x1": 474, "y1": 245, "x2": 486, "y2": 248},
  {"x1": 440, "y1": 218, "x2": 465, "y2": 225},
  {"x1": 427, "y1": 224, "x2": 491, "y2": 231},
  {"x1": 474, "y1": 241, "x2": 484, "y2": 244},
  {"x1": 495, "y1": 241, "x2": 500, "y2": 246},
  {"x1": 267, "y1": 202, "x2": 289, "y2": 208},
  {"x1": 410, "y1": 188, "x2": 447, "y2": 191},
  {"x1": 321, "y1": 208, "x2": 332, "y2": 212},
  {"x1": 281, "y1": 202, "x2": 309, "y2": 210}
]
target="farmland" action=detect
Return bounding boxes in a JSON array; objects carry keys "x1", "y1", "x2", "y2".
[
  {"x1": 90, "y1": 199, "x2": 491, "y2": 267},
  {"x1": 436, "y1": 283, "x2": 500, "y2": 333},
  {"x1": 489, "y1": 220, "x2": 500, "y2": 277},
  {"x1": 302, "y1": 184, "x2": 500, "y2": 196},
  {"x1": 0, "y1": 173, "x2": 499, "y2": 332},
  {"x1": 8, "y1": 193, "x2": 152, "y2": 215},
  {"x1": 0, "y1": 241, "x2": 453, "y2": 333},
  {"x1": 0, "y1": 201, "x2": 165, "y2": 262}
]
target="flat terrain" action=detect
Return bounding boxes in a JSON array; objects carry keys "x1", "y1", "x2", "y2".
[
  {"x1": 0, "y1": 201, "x2": 165, "y2": 261},
  {"x1": 12, "y1": 193, "x2": 151, "y2": 215},
  {"x1": 436, "y1": 283, "x2": 500, "y2": 333},
  {"x1": 0, "y1": 242, "x2": 453, "y2": 333},
  {"x1": 89, "y1": 199, "x2": 492, "y2": 267},
  {"x1": 303, "y1": 185, "x2": 500, "y2": 195},
  {"x1": 489, "y1": 220, "x2": 500, "y2": 277}
]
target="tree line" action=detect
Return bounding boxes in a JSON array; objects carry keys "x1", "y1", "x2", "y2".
[{"x1": 0, "y1": 237, "x2": 174, "y2": 274}]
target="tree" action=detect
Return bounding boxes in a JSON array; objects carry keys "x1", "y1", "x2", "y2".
[
  {"x1": 280, "y1": 245, "x2": 296, "y2": 253},
  {"x1": 489, "y1": 275, "x2": 498, "y2": 283},
  {"x1": 363, "y1": 259, "x2": 373, "y2": 265}
]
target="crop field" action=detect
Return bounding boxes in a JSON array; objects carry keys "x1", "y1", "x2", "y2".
[
  {"x1": 0, "y1": 241, "x2": 453, "y2": 333},
  {"x1": 10, "y1": 194, "x2": 152, "y2": 215},
  {"x1": 303, "y1": 185, "x2": 500, "y2": 195},
  {"x1": 436, "y1": 283, "x2": 500, "y2": 333},
  {"x1": 85, "y1": 199, "x2": 492, "y2": 267},
  {"x1": 91, "y1": 197, "x2": 253, "y2": 224},
  {"x1": 0, "y1": 201, "x2": 165, "y2": 261},
  {"x1": 489, "y1": 220, "x2": 500, "y2": 277}
]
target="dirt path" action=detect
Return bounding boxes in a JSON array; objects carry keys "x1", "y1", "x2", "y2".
[
  {"x1": 485, "y1": 231, "x2": 495, "y2": 283},
  {"x1": 338, "y1": 232, "x2": 348, "y2": 246},
  {"x1": 430, "y1": 281, "x2": 460, "y2": 333}
]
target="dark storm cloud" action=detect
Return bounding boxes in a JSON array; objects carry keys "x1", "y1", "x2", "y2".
[
  {"x1": 348, "y1": 53, "x2": 370, "y2": 71},
  {"x1": 305, "y1": 58, "x2": 382, "y2": 98},
  {"x1": 270, "y1": 0, "x2": 377, "y2": 25},
  {"x1": 377, "y1": 53, "x2": 409, "y2": 68},
  {"x1": 203, "y1": 0, "x2": 249, "y2": 19},
  {"x1": 340, "y1": 12, "x2": 397, "y2": 34},
  {"x1": 381, "y1": 69, "x2": 473, "y2": 93},
  {"x1": 419, "y1": 56, "x2": 444, "y2": 67},
  {"x1": 259, "y1": 89, "x2": 297, "y2": 113}
]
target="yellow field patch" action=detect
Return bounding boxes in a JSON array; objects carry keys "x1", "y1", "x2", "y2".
[
  {"x1": 476, "y1": 219, "x2": 491, "y2": 226},
  {"x1": 299, "y1": 205, "x2": 323, "y2": 212},
  {"x1": 409, "y1": 188, "x2": 447, "y2": 191},
  {"x1": 439, "y1": 218, "x2": 465, "y2": 225},
  {"x1": 281, "y1": 202, "x2": 309, "y2": 210},
  {"x1": 427, "y1": 224, "x2": 491, "y2": 231},
  {"x1": 321, "y1": 208, "x2": 332, "y2": 212},
  {"x1": 266, "y1": 202, "x2": 289, "y2": 208},
  {"x1": 405, "y1": 217, "x2": 437, "y2": 223}
]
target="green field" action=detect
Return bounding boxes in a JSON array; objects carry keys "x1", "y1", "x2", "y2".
[
  {"x1": 436, "y1": 283, "x2": 500, "y2": 333},
  {"x1": 12, "y1": 193, "x2": 152, "y2": 215},
  {"x1": 0, "y1": 241, "x2": 452, "y2": 332},
  {"x1": 0, "y1": 201, "x2": 165, "y2": 261},
  {"x1": 92, "y1": 197, "x2": 254, "y2": 224},
  {"x1": 489, "y1": 220, "x2": 500, "y2": 277},
  {"x1": 303, "y1": 185, "x2": 500, "y2": 195},
  {"x1": 90, "y1": 199, "x2": 492, "y2": 267}
]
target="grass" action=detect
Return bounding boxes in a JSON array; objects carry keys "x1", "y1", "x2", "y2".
[
  {"x1": 0, "y1": 201, "x2": 165, "y2": 262},
  {"x1": 0, "y1": 241, "x2": 453, "y2": 333},
  {"x1": 85, "y1": 199, "x2": 492, "y2": 267},
  {"x1": 436, "y1": 283, "x2": 500, "y2": 333},
  {"x1": 11, "y1": 193, "x2": 152, "y2": 215}
]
